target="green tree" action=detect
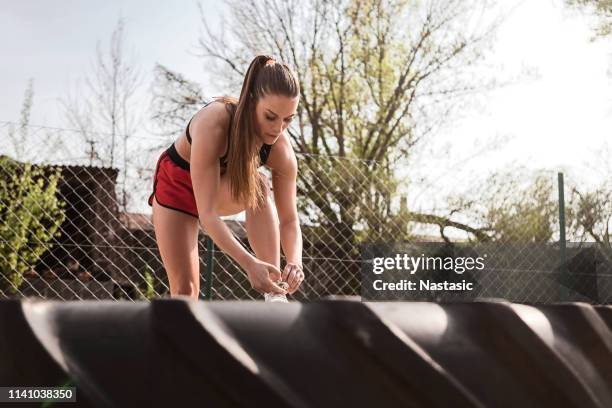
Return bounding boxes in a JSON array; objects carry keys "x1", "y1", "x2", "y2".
[
  {"x1": 567, "y1": 0, "x2": 612, "y2": 38},
  {"x1": 448, "y1": 168, "x2": 559, "y2": 243},
  {"x1": 0, "y1": 82, "x2": 67, "y2": 295},
  {"x1": 565, "y1": 1, "x2": 612, "y2": 248},
  {"x1": 0, "y1": 156, "x2": 66, "y2": 294},
  {"x1": 569, "y1": 181, "x2": 612, "y2": 247}
]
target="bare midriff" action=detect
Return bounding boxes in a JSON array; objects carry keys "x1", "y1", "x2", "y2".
[{"x1": 174, "y1": 133, "x2": 191, "y2": 165}]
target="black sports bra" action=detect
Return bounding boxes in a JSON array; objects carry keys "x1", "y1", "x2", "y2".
[{"x1": 186, "y1": 101, "x2": 273, "y2": 171}]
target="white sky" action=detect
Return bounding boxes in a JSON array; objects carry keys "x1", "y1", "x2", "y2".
[
  {"x1": 406, "y1": 0, "x2": 612, "y2": 202},
  {"x1": 484, "y1": 1, "x2": 611, "y2": 171},
  {"x1": 1, "y1": 0, "x2": 610, "y2": 215},
  {"x1": 0, "y1": 0, "x2": 222, "y2": 124}
]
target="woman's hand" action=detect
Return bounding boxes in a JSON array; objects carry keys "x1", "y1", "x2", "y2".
[
  {"x1": 245, "y1": 258, "x2": 287, "y2": 295},
  {"x1": 282, "y1": 262, "x2": 304, "y2": 294}
]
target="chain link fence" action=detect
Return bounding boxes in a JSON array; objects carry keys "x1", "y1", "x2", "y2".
[{"x1": 1, "y1": 121, "x2": 611, "y2": 302}]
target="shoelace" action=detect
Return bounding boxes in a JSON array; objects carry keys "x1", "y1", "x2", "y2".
[{"x1": 264, "y1": 281, "x2": 289, "y2": 303}]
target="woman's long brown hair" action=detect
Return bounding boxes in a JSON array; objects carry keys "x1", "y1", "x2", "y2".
[{"x1": 214, "y1": 55, "x2": 300, "y2": 210}]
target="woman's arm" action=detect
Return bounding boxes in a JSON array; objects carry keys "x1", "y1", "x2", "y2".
[{"x1": 271, "y1": 141, "x2": 304, "y2": 293}]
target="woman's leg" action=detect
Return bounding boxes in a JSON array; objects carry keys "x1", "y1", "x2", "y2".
[
  {"x1": 244, "y1": 175, "x2": 281, "y2": 269},
  {"x1": 152, "y1": 196, "x2": 201, "y2": 299}
]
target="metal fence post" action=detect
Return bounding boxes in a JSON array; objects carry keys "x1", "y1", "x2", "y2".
[
  {"x1": 558, "y1": 172, "x2": 568, "y2": 299},
  {"x1": 204, "y1": 236, "x2": 214, "y2": 300}
]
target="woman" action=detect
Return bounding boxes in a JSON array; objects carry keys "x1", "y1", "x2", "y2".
[{"x1": 148, "y1": 55, "x2": 304, "y2": 300}]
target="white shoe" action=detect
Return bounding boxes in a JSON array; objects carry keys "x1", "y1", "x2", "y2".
[{"x1": 264, "y1": 282, "x2": 289, "y2": 303}]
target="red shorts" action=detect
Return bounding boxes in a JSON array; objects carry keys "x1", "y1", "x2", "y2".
[{"x1": 147, "y1": 145, "x2": 199, "y2": 218}]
